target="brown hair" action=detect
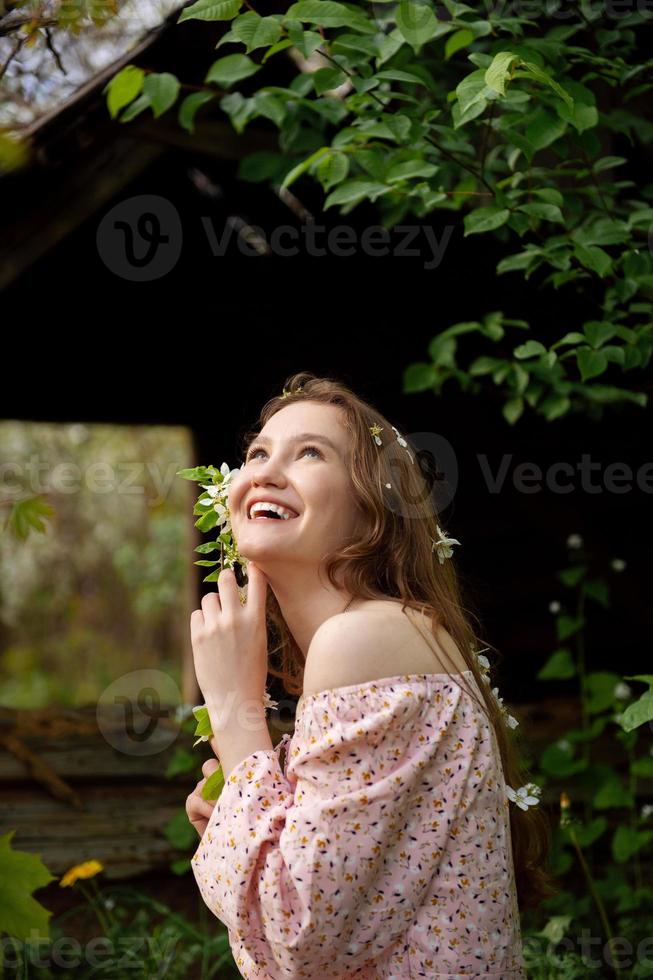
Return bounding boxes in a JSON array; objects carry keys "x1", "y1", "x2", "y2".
[{"x1": 238, "y1": 370, "x2": 558, "y2": 913}]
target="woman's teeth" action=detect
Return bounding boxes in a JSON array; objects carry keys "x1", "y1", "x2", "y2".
[{"x1": 249, "y1": 501, "x2": 298, "y2": 520}]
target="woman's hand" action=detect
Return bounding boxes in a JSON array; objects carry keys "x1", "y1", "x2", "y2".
[
  {"x1": 190, "y1": 563, "x2": 269, "y2": 723},
  {"x1": 186, "y1": 758, "x2": 220, "y2": 837}
]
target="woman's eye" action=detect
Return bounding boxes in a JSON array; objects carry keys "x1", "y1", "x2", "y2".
[
  {"x1": 301, "y1": 444, "x2": 323, "y2": 458},
  {"x1": 246, "y1": 444, "x2": 323, "y2": 462}
]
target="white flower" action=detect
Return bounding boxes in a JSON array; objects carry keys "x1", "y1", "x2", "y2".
[
  {"x1": 391, "y1": 425, "x2": 407, "y2": 448},
  {"x1": 548, "y1": 600, "x2": 561, "y2": 614},
  {"x1": 611, "y1": 558, "x2": 626, "y2": 572},
  {"x1": 385, "y1": 482, "x2": 392, "y2": 489},
  {"x1": 262, "y1": 690, "x2": 279, "y2": 711},
  {"x1": 390, "y1": 426, "x2": 415, "y2": 463},
  {"x1": 491, "y1": 685, "x2": 520, "y2": 730},
  {"x1": 431, "y1": 524, "x2": 461, "y2": 564},
  {"x1": 567, "y1": 533, "x2": 583, "y2": 549},
  {"x1": 641, "y1": 804, "x2": 653, "y2": 820},
  {"x1": 474, "y1": 649, "x2": 492, "y2": 686},
  {"x1": 614, "y1": 682, "x2": 632, "y2": 700},
  {"x1": 506, "y1": 782, "x2": 542, "y2": 810}
]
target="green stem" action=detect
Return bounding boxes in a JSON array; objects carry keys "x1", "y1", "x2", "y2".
[
  {"x1": 78, "y1": 881, "x2": 111, "y2": 935},
  {"x1": 576, "y1": 583, "x2": 590, "y2": 825},
  {"x1": 626, "y1": 740, "x2": 644, "y2": 892},
  {"x1": 568, "y1": 826, "x2": 623, "y2": 980}
]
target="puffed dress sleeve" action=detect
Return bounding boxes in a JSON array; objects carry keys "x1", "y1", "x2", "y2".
[{"x1": 191, "y1": 674, "x2": 525, "y2": 979}]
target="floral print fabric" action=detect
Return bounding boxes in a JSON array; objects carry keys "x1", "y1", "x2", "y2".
[{"x1": 191, "y1": 670, "x2": 527, "y2": 978}]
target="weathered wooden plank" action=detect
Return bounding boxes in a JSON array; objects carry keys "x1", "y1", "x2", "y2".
[{"x1": 0, "y1": 783, "x2": 192, "y2": 878}]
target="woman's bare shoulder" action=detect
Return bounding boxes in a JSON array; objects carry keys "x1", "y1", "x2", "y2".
[{"x1": 302, "y1": 599, "x2": 469, "y2": 697}]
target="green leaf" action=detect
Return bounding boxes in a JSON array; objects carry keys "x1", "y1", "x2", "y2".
[
  {"x1": 496, "y1": 250, "x2": 538, "y2": 274},
  {"x1": 558, "y1": 565, "x2": 586, "y2": 587},
  {"x1": 170, "y1": 858, "x2": 191, "y2": 875},
  {"x1": 612, "y1": 826, "x2": 653, "y2": 863},
  {"x1": 0, "y1": 832, "x2": 55, "y2": 940},
  {"x1": 106, "y1": 65, "x2": 145, "y2": 119},
  {"x1": 583, "y1": 320, "x2": 616, "y2": 349},
  {"x1": 284, "y1": 0, "x2": 373, "y2": 31},
  {"x1": 165, "y1": 748, "x2": 197, "y2": 777},
  {"x1": 582, "y1": 578, "x2": 609, "y2": 607},
  {"x1": 202, "y1": 766, "x2": 225, "y2": 800},
  {"x1": 556, "y1": 614, "x2": 583, "y2": 641},
  {"x1": 396, "y1": 0, "x2": 440, "y2": 50},
  {"x1": 324, "y1": 179, "x2": 390, "y2": 208},
  {"x1": 523, "y1": 109, "x2": 567, "y2": 152},
  {"x1": 464, "y1": 206, "x2": 510, "y2": 236},
  {"x1": 281, "y1": 146, "x2": 331, "y2": 190},
  {"x1": 557, "y1": 99, "x2": 598, "y2": 134},
  {"x1": 164, "y1": 811, "x2": 197, "y2": 850},
  {"x1": 192, "y1": 705, "x2": 213, "y2": 739},
  {"x1": 469, "y1": 356, "x2": 504, "y2": 376},
  {"x1": 595, "y1": 778, "x2": 634, "y2": 811},
  {"x1": 540, "y1": 742, "x2": 587, "y2": 778},
  {"x1": 206, "y1": 54, "x2": 260, "y2": 87},
  {"x1": 6, "y1": 497, "x2": 55, "y2": 539},
  {"x1": 444, "y1": 28, "x2": 474, "y2": 61},
  {"x1": 375, "y1": 69, "x2": 427, "y2": 86},
  {"x1": 456, "y1": 68, "x2": 489, "y2": 115},
  {"x1": 316, "y1": 149, "x2": 349, "y2": 190},
  {"x1": 577, "y1": 348, "x2": 608, "y2": 382},
  {"x1": 502, "y1": 396, "x2": 524, "y2": 425},
  {"x1": 621, "y1": 690, "x2": 653, "y2": 733},
  {"x1": 586, "y1": 671, "x2": 621, "y2": 714},
  {"x1": 630, "y1": 757, "x2": 653, "y2": 778},
  {"x1": 517, "y1": 202, "x2": 564, "y2": 223},
  {"x1": 572, "y1": 817, "x2": 607, "y2": 848},
  {"x1": 484, "y1": 51, "x2": 520, "y2": 95},
  {"x1": 517, "y1": 60, "x2": 574, "y2": 109},
  {"x1": 574, "y1": 244, "x2": 612, "y2": 278},
  {"x1": 403, "y1": 362, "x2": 436, "y2": 392},
  {"x1": 238, "y1": 150, "x2": 286, "y2": 182},
  {"x1": 178, "y1": 92, "x2": 215, "y2": 133},
  {"x1": 178, "y1": 0, "x2": 241, "y2": 22},
  {"x1": 513, "y1": 340, "x2": 547, "y2": 359},
  {"x1": 232, "y1": 12, "x2": 282, "y2": 51},
  {"x1": 143, "y1": 73, "x2": 181, "y2": 117},
  {"x1": 540, "y1": 392, "x2": 570, "y2": 420},
  {"x1": 537, "y1": 648, "x2": 576, "y2": 681},
  {"x1": 385, "y1": 159, "x2": 438, "y2": 183}
]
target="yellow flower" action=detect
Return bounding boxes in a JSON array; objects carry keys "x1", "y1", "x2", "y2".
[{"x1": 59, "y1": 859, "x2": 104, "y2": 888}]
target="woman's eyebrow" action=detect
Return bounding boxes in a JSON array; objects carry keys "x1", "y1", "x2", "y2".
[{"x1": 249, "y1": 432, "x2": 340, "y2": 453}]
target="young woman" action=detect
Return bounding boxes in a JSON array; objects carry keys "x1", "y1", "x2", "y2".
[{"x1": 186, "y1": 372, "x2": 555, "y2": 978}]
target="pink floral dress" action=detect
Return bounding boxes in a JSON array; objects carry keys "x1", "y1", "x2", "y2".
[{"x1": 191, "y1": 670, "x2": 527, "y2": 978}]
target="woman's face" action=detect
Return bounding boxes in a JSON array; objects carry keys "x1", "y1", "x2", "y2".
[{"x1": 228, "y1": 401, "x2": 360, "y2": 567}]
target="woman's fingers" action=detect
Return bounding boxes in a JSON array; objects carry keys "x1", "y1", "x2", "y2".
[
  {"x1": 186, "y1": 776, "x2": 218, "y2": 837},
  {"x1": 202, "y1": 758, "x2": 220, "y2": 778}
]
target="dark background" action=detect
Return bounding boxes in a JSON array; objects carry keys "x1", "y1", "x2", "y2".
[{"x1": 2, "y1": 135, "x2": 651, "y2": 706}]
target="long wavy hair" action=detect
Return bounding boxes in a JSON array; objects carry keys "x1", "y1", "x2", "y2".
[{"x1": 237, "y1": 370, "x2": 558, "y2": 913}]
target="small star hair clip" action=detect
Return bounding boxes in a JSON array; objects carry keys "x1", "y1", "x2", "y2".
[
  {"x1": 369, "y1": 423, "x2": 384, "y2": 445},
  {"x1": 431, "y1": 524, "x2": 461, "y2": 564},
  {"x1": 281, "y1": 385, "x2": 304, "y2": 399},
  {"x1": 369, "y1": 422, "x2": 415, "y2": 463}
]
